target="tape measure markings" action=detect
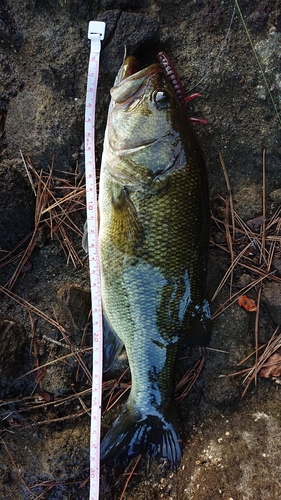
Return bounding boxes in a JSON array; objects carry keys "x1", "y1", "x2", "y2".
[{"x1": 85, "y1": 20, "x2": 106, "y2": 500}]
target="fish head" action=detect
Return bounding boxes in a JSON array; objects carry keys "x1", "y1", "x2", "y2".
[{"x1": 105, "y1": 56, "x2": 191, "y2": 185}]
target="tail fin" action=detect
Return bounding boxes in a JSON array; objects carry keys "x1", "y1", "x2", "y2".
[{"x1": 100, "y1": 404, "x2": 181, "y2": 470}]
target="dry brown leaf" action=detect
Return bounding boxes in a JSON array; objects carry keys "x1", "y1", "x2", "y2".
[
  {"x1": 246, "y1": 216, "x2": 265, "y2": 233},
  {"x1": 259, "y1": 352, "x2": 281, "y2": 378},
  {"x1": 237, "y1": 295, "x2": 257, "y2": 312}
]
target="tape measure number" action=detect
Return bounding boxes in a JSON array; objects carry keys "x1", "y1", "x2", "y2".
[{"x1": 85, "y1": 20, "x2": 106, "y2": 500}]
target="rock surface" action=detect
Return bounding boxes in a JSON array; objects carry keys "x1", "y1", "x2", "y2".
[
  {"x1": 262, "y1": 281, "x2": 281, "y2": 324},
  {"x1": 0, "y1": 1, "x2": 281, "y2": 499}
]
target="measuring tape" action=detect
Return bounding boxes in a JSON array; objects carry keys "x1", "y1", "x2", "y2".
[{"x1": 85, "y1": 20, "x2": 105, "y2": 500}]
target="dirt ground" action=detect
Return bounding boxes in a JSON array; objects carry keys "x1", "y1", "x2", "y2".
[{"x1": 1, "y1": 1, "x2": 281, "y2": 499}]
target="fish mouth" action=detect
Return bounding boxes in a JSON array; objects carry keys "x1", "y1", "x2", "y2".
[
  {"x1": 116, "y1": 55, "x2": 141, "y2": 82},
  {"x1": 111, "y1": 57, "x2": 161, "y2": 105},
  {"x1": 116, "y1": 55, "x2": 159, "y2": 83},
  {"x1": 108, "y1": 57, "x2": 162, "y2": 154}
]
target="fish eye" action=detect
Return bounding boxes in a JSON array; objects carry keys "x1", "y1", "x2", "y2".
[{"x1": 152, "y1": 89, "x2": 170, "y2": 108}]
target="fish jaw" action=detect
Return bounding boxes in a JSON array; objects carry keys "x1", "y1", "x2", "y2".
[{"x1": 111, "y1": 60, "x2": 160, "y2": 104}]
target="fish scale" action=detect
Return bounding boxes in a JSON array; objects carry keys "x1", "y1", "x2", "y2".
[{"x1": 99, "y1": 55, "x2": 210, "y2": 468}]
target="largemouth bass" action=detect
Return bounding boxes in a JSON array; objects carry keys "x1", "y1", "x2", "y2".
[{"x1": 98, "y1": 55, "x2": 211, "y2": 469}]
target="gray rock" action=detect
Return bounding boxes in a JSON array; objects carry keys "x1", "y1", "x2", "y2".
[
  {"x1": 233, "y1": 184, "x2": 262, "y2": 220},
  {"x1": 255, "y1": 28, "x2": 281, "y2": 104},
  {"x1": 204, "y1": 375, "x2": 239, "y2": 407},
  {"x1": 98, "y1": 11, "x2": 159, "y2": 76},
  {"x1": 269, "y1": 188, "x2": 281, "y2": 204},
  {"x1": 273, "y1": 258, "x2": 281, "y2": 277},
  {"x1": 56, "y1": 283, "x2": 91, "y2": 333},
  {"x1": 262, "y1": 281, "x2": 281, "y2": 324},
  {"x1": 0, "y1": 163, "x2": 34, "y2": 252},
  {"x1": 100, "y1": 0, "x2": 144, "y2": 8},
  {"x1": 0, "y1": 318, "x2": 28, "y2": 396},
  {"x1": 41, "y1": 361, "x2": 74, "y2": 396},
  {"x1": 247, "y1": 2, "x2": 270, "y2": 31}
]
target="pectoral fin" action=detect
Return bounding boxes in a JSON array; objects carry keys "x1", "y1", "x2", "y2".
[{"x1": 110, "y1": 186, "x2": 144, "y2": 254}]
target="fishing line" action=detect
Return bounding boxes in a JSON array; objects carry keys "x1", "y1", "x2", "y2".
[
  {"x1": 234, "y1": 0, "x2": 281, "y2": 127},
  {"x1": 187, "y1": 1, "x2": 236, "y2": 93},
  {"x1": 189, "y1": 0, "x2": 281, "y2": 128}
]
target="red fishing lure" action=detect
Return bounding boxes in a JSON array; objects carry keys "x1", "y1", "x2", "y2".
[{"x1": 157, "y1": 51, "x2": 207, "y2": 125}]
